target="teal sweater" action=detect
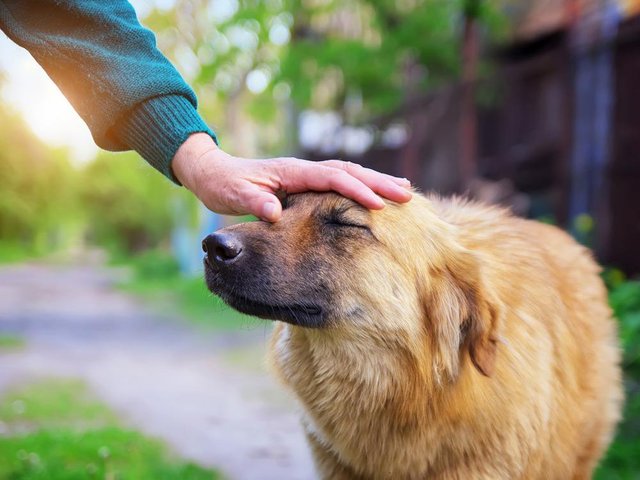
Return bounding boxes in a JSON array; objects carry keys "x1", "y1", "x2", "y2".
[{"x1": 0, "y1": 0, "x2": 217, "y2": 182}]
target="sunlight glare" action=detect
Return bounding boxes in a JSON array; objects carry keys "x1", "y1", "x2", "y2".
[{"x1": 0, "y1": 35, "x2": 97, "y2": 164}]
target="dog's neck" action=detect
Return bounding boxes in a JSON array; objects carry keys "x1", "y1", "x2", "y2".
[{"x1": 268, "y1": 322, "x2": 487, "y2": 478}]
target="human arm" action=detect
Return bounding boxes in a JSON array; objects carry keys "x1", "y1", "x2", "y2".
[
  {"x1": 0, "y1": 0, "x2": 411, "y2": 221},
  {"x1": 0, "y1": 0, "x2": 213, "y2": 180}
]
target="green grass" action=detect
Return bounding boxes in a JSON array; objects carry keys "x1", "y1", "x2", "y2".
[
  {"x1": 0, "y1": 242, "x2": 37, "y2": 265},
  {"x1": 0, "y1": 379, "x2": 221, "y2": 480},
  {"x1": 0, "y1": 334, "x2": 26, "y2": 351},
  {"x1": 115, "y1": 250, "x2": 260, "y2": 330},
  {"x1": 121, "y1": 273, "x2": 259, "y2": 330}
]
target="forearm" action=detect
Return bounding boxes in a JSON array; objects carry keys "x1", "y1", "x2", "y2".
[
  {"x1": 0, "y1": 0, "x2": 216, "y2": 181},
  {"x1": 171, "y1": 133, "x2": 220, "y2": 191}
]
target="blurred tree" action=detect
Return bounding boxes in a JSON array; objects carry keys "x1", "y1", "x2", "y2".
[
  {"x1": 79, "y1": 151, "x2": 182, "y2": 254},
  {"x1": 142, "y1": 0, "x2": 509, "y2": 156},
  {"x1": 460, "y1": 0, "x2": 482, "y2": 184},
  {"x1": 283, "y1": 0, "x2": 461, "y2": 116},
  {"x1": 0, "y1": 102, "x2": 77, "y2": 254},
  {"x1": 144, "y1": 0, "x2": 291, "y2": 156}
]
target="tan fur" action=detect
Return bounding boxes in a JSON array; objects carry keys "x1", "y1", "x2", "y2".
[{"x1": 264, "y1": 193, "x2": 622, "y2": 480}]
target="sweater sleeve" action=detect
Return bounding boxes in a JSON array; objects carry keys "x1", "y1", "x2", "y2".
[{"x1": 0, "y1": 0, "x2": 217, "y2": 182}]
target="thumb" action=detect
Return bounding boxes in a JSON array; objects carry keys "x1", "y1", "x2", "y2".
[{"x1": 241, "y1": 186, "x2": 282, "y2": 222}]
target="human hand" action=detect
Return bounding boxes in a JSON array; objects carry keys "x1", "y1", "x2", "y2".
[{"x1": 172, "y1": 133, "x2": 412, "y2": 222}]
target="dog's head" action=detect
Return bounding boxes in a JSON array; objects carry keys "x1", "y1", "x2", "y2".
[{"x1": 204, "y1": 192, "x2": 500, "y2": 379}]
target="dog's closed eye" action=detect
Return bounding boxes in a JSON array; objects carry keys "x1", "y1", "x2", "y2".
[
  {"x1": 324, "y1": 206, "x2": 371, "y2": 232},
  {"x1": 325, "y1": 216, "x2": 370, "y2": 230}
]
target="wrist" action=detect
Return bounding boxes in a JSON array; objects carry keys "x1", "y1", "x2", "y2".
[{"x1": 171, "y1": 132, "x2": 219, "y2": 190}]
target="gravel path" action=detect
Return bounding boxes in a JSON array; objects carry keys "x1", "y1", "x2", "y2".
[{"x1": 0, "y1": 259, "x2": 315, "y2": 480}]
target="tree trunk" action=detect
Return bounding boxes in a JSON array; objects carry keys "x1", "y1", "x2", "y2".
[{"x1": 459, "y1": 2, "x2": 480, "y2": 188}]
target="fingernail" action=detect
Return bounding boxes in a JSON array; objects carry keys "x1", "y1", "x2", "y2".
[
  {"x1": 386, "y1": 183, "x2": 412, "y2": 202},
  {"x1": 371, "y1": 195, "x2": 385, "y2": 209},
  {"x1": 392, "y1": 182, "x2": 410, "y2": 194},
  {"x1": 262, "y1": 202, "x2": 278, "y2": 221}
]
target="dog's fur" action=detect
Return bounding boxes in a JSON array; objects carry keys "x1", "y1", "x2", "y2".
[{"x1": 205, "y1": 191, "x2": 622, "y2": 480}]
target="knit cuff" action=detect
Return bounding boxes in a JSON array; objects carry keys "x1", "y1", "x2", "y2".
[{"x1": 116, "y1": 95, "x2": 218, "y2": 184}]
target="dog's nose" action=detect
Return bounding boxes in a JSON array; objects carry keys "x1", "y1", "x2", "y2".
[{"x1": 202, "y1": 232, "x2": 243, "y2": 265}]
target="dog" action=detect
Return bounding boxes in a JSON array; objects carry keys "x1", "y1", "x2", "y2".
[{"x1": 203, "y1": 191, "x2": 622, "y2": 480}]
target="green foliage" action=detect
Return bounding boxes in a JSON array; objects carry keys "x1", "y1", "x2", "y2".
[
  {"x1": 145, "y1": 0, "x2": 508, "y2": 154},
  {"x1": 603, "y1": 267, "x2": 627, "y2": 291},
  {"x1": 596, "y1": 392, "x2": 640, "y2": 479},
  {"x1": 281, "y1": 0, "x2": 461, "y2": 115},
  {"x1": 275, "y1": 0, "x2": 505, "y2": 118},
  {"x1": 0, "y1": 334, "x2": 25, "y2": 351},
  {"x1": 117, "y1": 250, "x2": 258, "y2": 330},
  {"x1": 572, "y1": 213, "x2": 595, "y2": 248},
  {"x1": 0, "y1": 379, "x2": 114, "y2": 426},
  {"x1": 124, "y1": 248, "x2": 181, "y2": 280},
  {"x1": 0, "y1": 241, "x2": 37, "y2": 265},
  {"x1": 79, "y1": 152, "x2": 180, "y2": 255},
  {"x1": 0, "y1": 104, "x2": 77, "y2": 255},
  {"x1": 595, "y1": 279, "x2": 640, "y2": 478},
  {"x1": 610, "y1": 280, "x2": 640, "y2": 374},
  {"x1": 0, "y1": 379, "x2": 220, "y2": 480},
  {"x1": 0, "y1": 102, "x2": 183, "y2": 259}
]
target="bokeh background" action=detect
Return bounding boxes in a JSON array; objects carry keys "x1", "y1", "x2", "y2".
[{"x1": 1, "y1": 1, "x2": 639, "y2": 479}]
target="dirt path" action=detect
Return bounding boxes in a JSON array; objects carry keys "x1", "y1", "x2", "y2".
[{"x1": 0, "y1": 259, "x2": 315, "y2": 480}]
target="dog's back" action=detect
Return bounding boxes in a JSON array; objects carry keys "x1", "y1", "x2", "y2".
[{"x1": 433, "y1": 197, "x2": 622, "y2": 479}]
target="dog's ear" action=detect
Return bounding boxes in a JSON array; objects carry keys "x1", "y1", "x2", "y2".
[
  {"x1": 422, "y1": 248, "x2": 500, "y2": 381},
  {"x1": 462, "y1": 278, "x2": 500, "y2": 378}
]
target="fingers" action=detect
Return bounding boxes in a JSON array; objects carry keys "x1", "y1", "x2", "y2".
[
  {"x1": 385, "y1": 174, "x2": 412, "y2": 187},
  {"x1": 279, "y1": 162, "x2": 386, "y2": 210},
  {"x1": 334, "y1": 163, "x2": 412, "y2": 188},
  {"x1": 239, "y1": 185, "x2": 283, "y2": 222},
  {"x1": 193, "y1": 152, "x2": 413, "y2": 223},
  {"x1": 190, "y1": 152, "x2": 285, "y2": 221},
  {"x1": 319, "y1": 160, "x2": 413, "y2": 204}
]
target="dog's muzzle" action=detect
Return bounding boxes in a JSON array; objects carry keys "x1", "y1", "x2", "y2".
[{"x1": 202, "y1": 232, "x2": 243, "y2": 267}]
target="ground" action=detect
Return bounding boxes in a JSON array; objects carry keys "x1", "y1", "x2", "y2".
[{"x1": 0, "y1": 257, "x2": 315, "y2": 480}]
